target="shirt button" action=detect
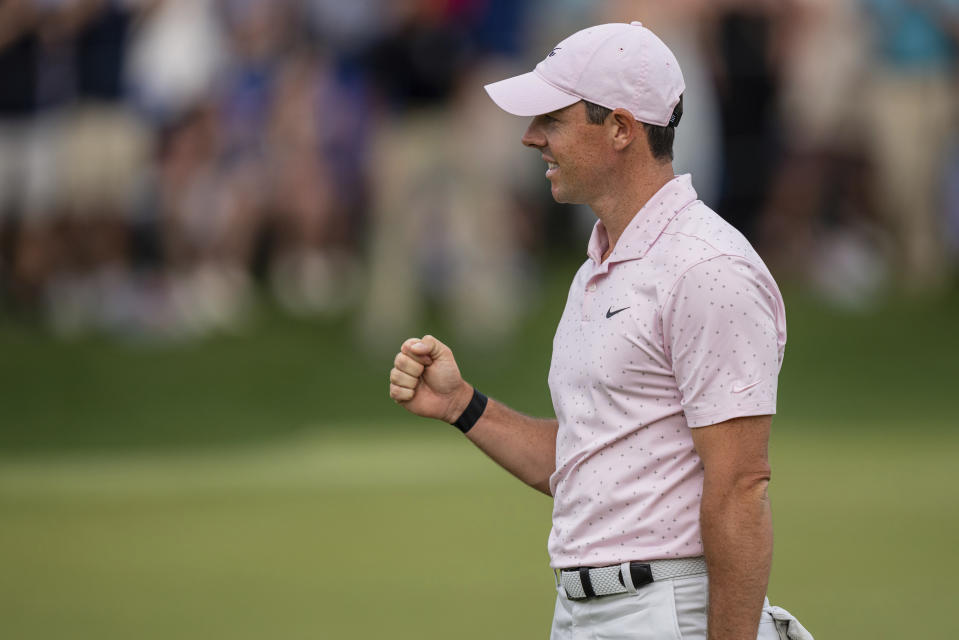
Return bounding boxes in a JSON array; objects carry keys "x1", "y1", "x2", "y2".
[{"x1": 588, "y1": 284, "x2": 597, "y2": 292}]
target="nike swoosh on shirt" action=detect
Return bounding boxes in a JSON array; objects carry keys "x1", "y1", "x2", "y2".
[
  {"x1": 606, "y1": 306, "x2": 630, "y2": 319},
  {"x1": 732, "y1": 380, "x2": 763, "y2": 393}
]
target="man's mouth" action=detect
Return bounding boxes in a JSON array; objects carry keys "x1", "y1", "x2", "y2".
[{"x1": 545, "y1": 161, "x2": 559, "y2": 178}]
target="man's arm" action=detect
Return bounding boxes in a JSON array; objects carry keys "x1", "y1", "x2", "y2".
[
  {"x1": 690, "y1": 414, "x2": 773, "y2": 640},
  {"x1": 389, "y1": 335, "x2": 558, "y2": 495}
]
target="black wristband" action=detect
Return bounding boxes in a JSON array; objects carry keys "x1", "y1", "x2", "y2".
[{"x1": 452, "y1": 388, "x2": 488, "y2": 434}]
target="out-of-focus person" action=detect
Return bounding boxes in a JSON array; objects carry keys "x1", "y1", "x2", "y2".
[
  {"x1": 265, "y1": 48, "x2": 364, "y2": 316},
  {"x1": 761, "y1": 0, "x2": 888, "y2": 307},
  {"x1": 154, "y1": 0, "x2": 293, "y2": 334},
  {"x1": 706, "y1": 0, "x2": 794, "y2": 246},
  {"x1": 0, "y1": 0, "x2": 60, "y2": 310},
  {"x1": 859, "y1": 0, "x2": 959, "y2": 292},
  {"x1": 46, "y1": 0, "x2": 152, "y2": 334},
  {"x1": 1, "y1": 0, "x2": 152, "y2": 332},
  {"x1": 133, "y1": 0, "x2": 369, "y2": 335},
  {"x1": 360, "y1": 0, "x2": 530, "y2": 352},
  {"x1": 126, "y1": 0, "x2": 227, "y2": 124}
]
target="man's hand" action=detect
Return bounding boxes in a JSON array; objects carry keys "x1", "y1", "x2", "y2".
[
  {"x1": 389, "y1": 334, "x2": 558, "y2": 494},
  {"x1": 389, "y1": 335, "x2": 473, "y2": 424}
]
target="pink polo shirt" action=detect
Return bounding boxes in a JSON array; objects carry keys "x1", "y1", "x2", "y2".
[{"x1": 547, "y1": 174, "x2": 786, "y2": 568}]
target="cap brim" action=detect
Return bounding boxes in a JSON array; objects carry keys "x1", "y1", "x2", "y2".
[{"x1": 484, "y1": 71, "x2": 581, "y2": 117}]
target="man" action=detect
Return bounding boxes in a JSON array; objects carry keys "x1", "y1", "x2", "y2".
[{"x1": 388, "y1": 22, "x2": 812, "y2": 640}]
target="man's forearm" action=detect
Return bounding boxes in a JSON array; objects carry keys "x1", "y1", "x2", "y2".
[
  {"x1": 700, "y1": 477, "x2": 773, "y2": 640},
  {"x1": 388, "y1": 336, "x2": 558, "y2": 494},
  {"x1": 463, "y1": 397, "x2": 558, "y2": 495}
]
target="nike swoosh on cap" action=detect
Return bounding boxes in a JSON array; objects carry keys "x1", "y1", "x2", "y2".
[{"x1": 732, "y1": 380, "x2": 763, "y2": 393}]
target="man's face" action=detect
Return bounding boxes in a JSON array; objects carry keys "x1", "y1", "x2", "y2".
[{"x1": 521, "y1": 101, "x2": 610, "y2": 205}]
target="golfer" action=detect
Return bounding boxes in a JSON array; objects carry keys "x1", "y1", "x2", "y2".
[{"x1": 389, "y1": 22, "x2": 812, "y2": 640}]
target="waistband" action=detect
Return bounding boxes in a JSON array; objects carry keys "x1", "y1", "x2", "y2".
[{"x1": 555, "y1": 557, "x2": 707, "y2": 600}]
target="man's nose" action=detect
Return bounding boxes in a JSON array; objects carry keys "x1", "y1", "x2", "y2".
[{"x1": 522, "y1": 120, "x2": 545, "y2": 149}]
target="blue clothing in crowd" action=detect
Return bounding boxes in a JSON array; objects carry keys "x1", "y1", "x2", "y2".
[{"x1": 863, "y1": 0, "x2": 959, "y2": 70}]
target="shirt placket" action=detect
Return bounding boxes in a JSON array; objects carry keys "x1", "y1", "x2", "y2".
[{"x1": 581, "y1": 263, "x2": 610, "y2": 321}]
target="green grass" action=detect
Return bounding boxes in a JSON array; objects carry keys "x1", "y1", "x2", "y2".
[
  {"x1": 768, "y1": 424, "x2": 959, "y2": 638},
  {"x1": 775, "y1": 287, "x2": 958, "y2": 428},
  {"x1": 1, "y1": 426, "x2": 956, "y2": 639},
  {"x1": 0, "y1": 430, "x2": 556, "y2": 639},
  {"x1": 0, "y1": 273, "x2": 956, "y2": 453}
]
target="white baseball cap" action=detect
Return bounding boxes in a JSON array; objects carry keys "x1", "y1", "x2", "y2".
[{"x1": 484, "y1": 22, "x2": 685, "y2": 127}]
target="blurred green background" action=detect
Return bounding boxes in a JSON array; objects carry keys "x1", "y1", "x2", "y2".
[{"x1": 2, "y1": 263, "x2": 957, "y2": 639}]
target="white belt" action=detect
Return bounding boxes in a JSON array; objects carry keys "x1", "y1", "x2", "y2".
[{"x1": 556, "y1": 556, "x2": 707, "y2": 600}]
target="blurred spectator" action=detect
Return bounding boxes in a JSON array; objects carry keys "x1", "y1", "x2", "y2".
[
  {"x1": 707, "y1": 0, "x2": 792, "y2": 245},
  {"x1": 47, "y1": 0, "x2": 152, "y2": 334},
  {"x1": 301, "y1": 0, "x2": 387, "y2": 56},
  {"x1": 860, "y1": 0, "x2": 959, "y2": 292},
  {"x1": 265, "y1": 48, "x2": 364, "y2": 316},
  {"x1": 1, "y1": 0, "x2": 152, "y2": 333},
  {"x1": 126, "y1": 0, "x2": 228, "y2": 124},
  {"x1": 4, "y1": 0, "x2": 956, "y2": 344},
  {"x1": 150, "y1": 0, "x2": 368, "y2": 334},
  {"x1": 359, "y1": 0, "x2": 531, "y2": 352},
  {"x1": 154, "y1": 0, "x2": 295, "y2": 334},
  {"x1": 761, "y1": 0, "x2": 888, "y2": 307},
  {"x1": 0, "y1": 0, "x2": 59, "y2": 309}
]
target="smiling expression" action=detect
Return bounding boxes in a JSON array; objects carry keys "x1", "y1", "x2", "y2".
[{"x1": 521, "y1": 101, "x2": 611, "y2": 205}]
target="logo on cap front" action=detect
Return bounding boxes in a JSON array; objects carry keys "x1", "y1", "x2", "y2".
[{"x1": 548, "y1": 46, "x2": 562, "y2": 57}]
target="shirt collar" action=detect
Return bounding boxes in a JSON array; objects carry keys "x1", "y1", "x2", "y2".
[{"x1": 586, "y1": 174, "x2": 698, "y2": 267}]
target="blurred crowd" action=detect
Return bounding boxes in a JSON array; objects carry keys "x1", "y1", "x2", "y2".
[{"x1": 0, "y1": 0, "x2": 957, "y2": 347}]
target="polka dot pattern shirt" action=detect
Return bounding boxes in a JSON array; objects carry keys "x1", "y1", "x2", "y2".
[{"x1": 547, "y1": 174, "x2": 786, "y2": 568}]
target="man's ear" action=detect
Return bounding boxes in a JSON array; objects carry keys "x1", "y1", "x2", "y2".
[{"x1": 609, "y1": 108, "x2": 638, "y2": 151}]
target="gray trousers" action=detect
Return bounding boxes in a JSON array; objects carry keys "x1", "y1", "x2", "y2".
[{"x1": 550, "y1": 575, "x2": 812, "y2": 640}]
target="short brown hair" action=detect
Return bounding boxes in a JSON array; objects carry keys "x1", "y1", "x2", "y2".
[{"x1": 583, "y1": 96, "x2": 682, "y2": 162}]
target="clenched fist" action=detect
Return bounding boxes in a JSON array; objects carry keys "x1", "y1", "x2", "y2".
[{"x1": 389, "y1": 335, "x2": 473, "y2": 424}]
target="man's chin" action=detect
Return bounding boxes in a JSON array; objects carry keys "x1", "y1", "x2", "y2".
[
  {"x1": 550, "y1": 183, "x2": 570, "y2": 203},
  {"x1": 550, "y1": 186, "x2": 581, "y2": 205}
]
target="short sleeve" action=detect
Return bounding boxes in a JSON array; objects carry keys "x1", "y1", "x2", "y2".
[{"x1": 661, "y1": 255, "x2": 787, "y2": 428}]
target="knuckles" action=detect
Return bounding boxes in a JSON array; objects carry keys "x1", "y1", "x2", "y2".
[
  {"x1": 390, "y1": 368, "x2": 419, "y2": 390},
  {"x1": 388, "y1": 383, "x2": 411, "y2": 401},
  {"x1": 390, "y1": 386, "x2": 413, "y2": 402},
  {"x1": 390, "y1": 339, "x2": 433, "y2": 406},
  {"x1": 393, "y1": 353, "x2": 424, "y2": 376}
]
